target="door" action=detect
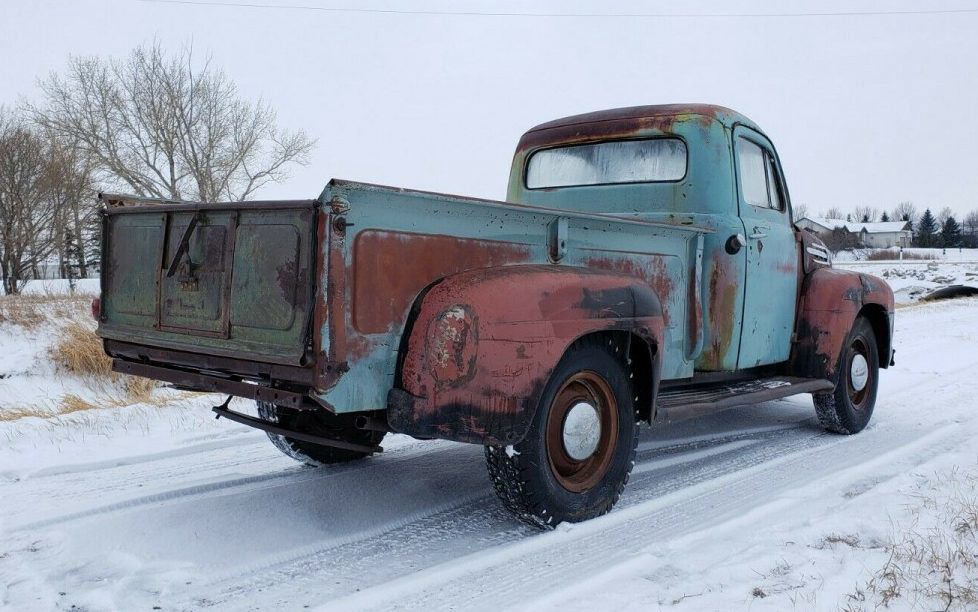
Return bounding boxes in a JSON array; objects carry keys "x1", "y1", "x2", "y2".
[{"x1": 733, "y1": 126, "x2": 799, "y2": 368}]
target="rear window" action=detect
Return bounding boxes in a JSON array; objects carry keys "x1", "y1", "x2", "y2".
[{"x1": 526, "y1": 138, "x2": 687, "y2": 189}]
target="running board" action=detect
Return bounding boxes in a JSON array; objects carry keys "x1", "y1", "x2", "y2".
[
  {"x1": 213, "y1": 407, "x2": 383, "y2": 454},
  {"x1": 655, "y1": 376, "x2": 834, "y2": 423}
]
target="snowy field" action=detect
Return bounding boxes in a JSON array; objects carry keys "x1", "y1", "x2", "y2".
[
  {"x1": 2, "y1": 272, "x2": 977, "y2": 611},
  {"x1": 835, "y1": 260, "x2": 978, "y2": 305}
]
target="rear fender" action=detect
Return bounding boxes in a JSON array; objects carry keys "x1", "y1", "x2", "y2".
[
  {"x1": 790, "y1": 268, "x2": 894, "y2": 381},
  {"x1": 388, "y1": 264, "x2": 665, "y2": 445}
]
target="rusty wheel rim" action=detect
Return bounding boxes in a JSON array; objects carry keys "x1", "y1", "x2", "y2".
[
  {"x1": 846, "y1": 338, "x2": 872, "y2": 410},
  {"x1": 545, "y1": 371, "x2": 619, "y2": 493}
]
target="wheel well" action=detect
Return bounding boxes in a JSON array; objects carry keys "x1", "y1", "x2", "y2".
[
  {"x1": 858, "y1": 304, "x2": 891, "y2": 369},
  {"x1": 574, "y1": 330, "x2": 658, "y2": 424}
]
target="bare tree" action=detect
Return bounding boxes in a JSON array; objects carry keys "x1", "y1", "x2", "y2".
[
  {"x1": 853, "y1": 206, "x2": 879, "y2": 223},
  {"x1": 0, "y1": 109, "x2": 58, "y2": 294},
  {"x1": 792, "y1": 202, "x2": 808, "y2": 222},
  {"x1": 824, "y1": 206, "x2": 844, "y2": 219},
  {"x1": 936, "y1": 206, "x2": 954, "y2": 229},
  {"x1": 43, "y1": 131, "x2": 97, "y2": 279},
  {"x1": 963, "y1": 210, "x2": 978, "y2": 248},
  {"x1": 893, "y1": 201, "x2": 917, "y2": 227},
  {"x1": 31, "y1": 42, "x2": 315, "y2": 202}
]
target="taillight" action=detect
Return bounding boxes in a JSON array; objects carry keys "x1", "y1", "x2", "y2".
[{"x1": 91, "y1": 296, "x2": 101, "y2": 321}]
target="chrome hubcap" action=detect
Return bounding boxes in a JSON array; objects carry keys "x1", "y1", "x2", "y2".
[
  {"x1": 850, "y1": 353, "x2": 869, "y2": 392},
  {"x1": 562, "y1": 402, "x2": 602, "y2": 461}
]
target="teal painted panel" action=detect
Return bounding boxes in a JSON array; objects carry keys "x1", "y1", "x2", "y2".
[
  {"x1": 314, "y1": 180, "x2": 707, "y2": 412},
  {"x1": 733, "y1": 126, "x2": 800, "y2": 367}
]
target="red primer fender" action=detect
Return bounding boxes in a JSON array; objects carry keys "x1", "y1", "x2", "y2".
[
  {"x1": 791, "y1": 267, "x2": 894, "y2": 381},
  {"x1": 387, "y1": 264, "x2": 665, "y2": 445}
]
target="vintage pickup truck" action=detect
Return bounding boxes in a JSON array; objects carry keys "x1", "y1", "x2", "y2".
[{"x1": 96, "y1": 104, "x2": 894, "y2": 527}]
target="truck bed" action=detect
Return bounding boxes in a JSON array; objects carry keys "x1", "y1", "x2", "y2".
[{"x1": 98, "y1": 181, "x2": 711, "y2": 414}]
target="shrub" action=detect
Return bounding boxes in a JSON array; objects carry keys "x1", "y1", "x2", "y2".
[{"x1": 865, "y1": 250, "x2": 937, "y2": 261}]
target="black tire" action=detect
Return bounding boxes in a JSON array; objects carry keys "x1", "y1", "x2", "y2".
[
  {"x1": 813, "y1": 316, "x2": 879, "y2": 434},
  {"x1": 256, "y1": 401, "x2": 385, "y2": 466},
  {"x1": 485, "y1": 336, "x2": 638, "y2": 528}
]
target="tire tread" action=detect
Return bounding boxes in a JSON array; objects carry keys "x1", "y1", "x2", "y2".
[{"x1": 484, "y1": 335, "x2": 639, "y2": 528}]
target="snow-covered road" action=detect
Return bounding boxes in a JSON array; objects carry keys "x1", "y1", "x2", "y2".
[{"x1": 2, "y1": 298, "x2": 977, "y2": 611}]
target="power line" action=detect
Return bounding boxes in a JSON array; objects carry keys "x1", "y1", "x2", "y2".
[{"x1": 132, "y1": 0, "x2": 978, "y2": 19}]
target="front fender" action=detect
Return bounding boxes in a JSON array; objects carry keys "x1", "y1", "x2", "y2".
[
  {"x1": 388, "y1": 264, "x2": 665, "y2": 444},
  {"x1": 791, "y1": 268, "x2": 894, "y2": 381}
]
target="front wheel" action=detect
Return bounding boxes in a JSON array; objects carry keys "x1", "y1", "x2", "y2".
[
  {"x1": 813, "y1": 316, "x2": 879, "y2": 434},
  {"x1": 485, "y1": 336, "x2": 638, "y2": 528}
]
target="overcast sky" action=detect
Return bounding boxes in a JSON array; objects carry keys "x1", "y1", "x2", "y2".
[{"x1": 3, "y1": 0, "x2": 977, "y2": 218}]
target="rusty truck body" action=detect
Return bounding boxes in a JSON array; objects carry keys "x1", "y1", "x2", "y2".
[{"x1": 96, "y1": 104, "x2": 894, "y2": 526}]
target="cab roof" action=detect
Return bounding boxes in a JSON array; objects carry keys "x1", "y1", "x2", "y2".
[{"x1": 525, "y1": 104, "x2": 760, "y2": 134}]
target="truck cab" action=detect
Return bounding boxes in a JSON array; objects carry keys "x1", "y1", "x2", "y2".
[
  {"x1": 98, "y1": 104, "x2": 894, "y2": 527},
  {"x1": 509, "y1": 105, "x2": 804, "y2": 374}
]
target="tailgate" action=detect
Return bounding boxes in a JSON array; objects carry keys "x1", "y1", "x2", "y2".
[{"x1": 97, "y1": 196, "x2": 318, "y2": 366}]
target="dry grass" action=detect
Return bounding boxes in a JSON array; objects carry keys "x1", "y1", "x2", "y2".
[
  {"x1": 123, "y1": 375, "x2": 159, "y2": 404},
  {"x1": 49, "y1": 321, "x2": 114, "y2": 378},
  {"x1": 0, "y1": 294, "x2": 164, "y2": 419},
  {"x1": 0, "y1": 292, "x2": 90, "y2": 328},
  {"x1": 47, "y1": 321, "x2": 162, "y2": 407},
  {"x1": 865, "y1": 249, "x2": 938, "y2": 261},
  {"x1": 58, "y1": 393, "x2": 98, "y2": 414},
  {"x1": 843, "y1": 467, "x2": 978, "y2": 611},
  {"x1": 0, "y1": 405, "x2": 54, "y2": 421}
]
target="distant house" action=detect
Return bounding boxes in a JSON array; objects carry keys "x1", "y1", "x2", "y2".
[{"x1": 796, "y1": 217, "x2": 913, "y2": 249}]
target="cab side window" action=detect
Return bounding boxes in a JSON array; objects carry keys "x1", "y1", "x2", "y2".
[{"x1": 736, "y1": 137, "x2": 783, "y2": 211}]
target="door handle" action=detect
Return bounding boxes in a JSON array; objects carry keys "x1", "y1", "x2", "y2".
[
  {"x1": 725, "y1": 233, "x2": 747, "y2": 254},
  {"x1": 748, "y1": 226, "x2": 768, "y2": 240}
]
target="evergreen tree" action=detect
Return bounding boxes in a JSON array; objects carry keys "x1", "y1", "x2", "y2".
[
  {"x1": 917, "y1": 208, "x2": 938, "y2": 247},
  {"x1": 941, "y1": 215, "x2": 961, "y2": 248},
  {"x1": 861, "y1": 214, "x2": 870, "y2": 223},
  {"x1": 880, "y1": 211, "x2": 890, "y2": 222},
  {"x1": 902, "y1": 213, "x2": 913, "y2": 232}
]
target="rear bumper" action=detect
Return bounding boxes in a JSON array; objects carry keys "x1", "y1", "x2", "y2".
[
  {"x1": 212, "y1": 405, "x2": 382, "y2": 454},
  {"x1": 112, "y1": 358, "x2": 321, "y2": 410},
  {"x1": 106, "y1": 339, "x2": 314, "y2": 385}
]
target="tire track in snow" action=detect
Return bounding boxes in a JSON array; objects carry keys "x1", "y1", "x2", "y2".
[
  {"x1": 11, "y1": 436, "x2": 445, "y2": 531},
  {"x1": 10, "y1": 418, "x2": 807, "y2": 534},
  {"x1": 25, "y1": 433, "x2": 266, "y2": 478},
  {"x1": 331, "y1": 420, "x2": 966, "y2": 612},
  {"x1": 188, "y1": 418, "x2": 830, "y2": 609}
]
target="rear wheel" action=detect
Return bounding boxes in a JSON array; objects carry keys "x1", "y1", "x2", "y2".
[
  {"x1": 485, "y1": 336, "x2": 638, "y2": 528},
  {"x1": 256, "y1": 401, "x2": 385, "y2": 465},
  {"x1": 813, "y1": 316, "x2": 879, "y2": 434}
]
